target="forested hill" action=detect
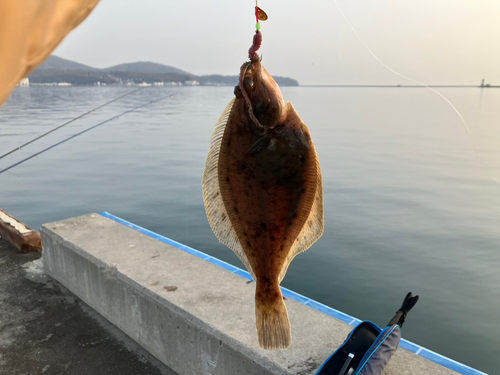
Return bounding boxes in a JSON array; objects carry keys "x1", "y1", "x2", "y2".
[{"x1": 29, "y1": 56, "x2": 299, "y2": 86}]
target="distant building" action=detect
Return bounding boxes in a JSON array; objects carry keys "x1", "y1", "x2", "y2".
[
  {"x1": 184, "y1": 80, "x2": 200, "y2": 86},
  {"x1": 19, "y1": 77, "x2": 29, "y2": 86},
  {"x1": 480, "y1": 79, "x2": 491, "y2": 88},
  {"x1": 58, "y1": 82, "x2": 71, "y2": 86}
]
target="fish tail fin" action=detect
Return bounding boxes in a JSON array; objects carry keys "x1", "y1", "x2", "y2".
[{"x1": 255, "y1": 280, "x2": 291, "y2": 350}]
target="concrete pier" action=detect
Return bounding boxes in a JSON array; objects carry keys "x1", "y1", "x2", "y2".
[{"x1": 40, "y1": 213, "x2": 483, "y2": 375}]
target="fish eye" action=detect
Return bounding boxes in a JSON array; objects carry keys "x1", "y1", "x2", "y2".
[
  {"x1": 234, "y1": 85, "x2": 243, "y2": 99},
  {"x1": 244, "y1": 78, "x2": 255, "y2": 91}
]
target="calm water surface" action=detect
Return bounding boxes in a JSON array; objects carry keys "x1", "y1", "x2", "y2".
[{"x1": 1, "y1": 86, "x2": 499, "y2": 373}]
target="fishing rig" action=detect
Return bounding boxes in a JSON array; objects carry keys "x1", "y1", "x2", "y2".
[
  {"x1": 254, "y1": 1, "x2": 267, "y2": 29},
  {"x1": 249, "y1": 1, "x2": 266, "y2": 60}
]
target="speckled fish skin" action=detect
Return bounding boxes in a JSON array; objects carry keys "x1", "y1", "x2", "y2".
[
  {"x1": 221, "y1": 60, "x2": 318, "y2": 282},
  {"x1": 202, "y1": 56, "x2": 324, "y2": 350}
]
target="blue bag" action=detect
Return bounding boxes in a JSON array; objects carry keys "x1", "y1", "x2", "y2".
[
  {"x1": 316, "y1": 292, "x2": 418, "y2": 375},
  {"x1": 315, "y1": 322, "x2": 401, "y2": 375}
]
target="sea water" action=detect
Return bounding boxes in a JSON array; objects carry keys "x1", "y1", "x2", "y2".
[{"x1": 1, "y1": 86, "x2": 499, "y2": 373}]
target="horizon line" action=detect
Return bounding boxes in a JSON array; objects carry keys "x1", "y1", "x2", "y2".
[{"x1": 299, "y1": 84, "x2": 499, "y2": 88}]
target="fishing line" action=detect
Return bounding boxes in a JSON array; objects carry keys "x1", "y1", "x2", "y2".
[
  {"x1": 0, "y1": 86, "x2": 149, "y2": 161},
  {"x1": 333, "y1": 0, "x2": 500, "y2": 185},
  {"x1": 0, "y1": 92, "x2": 175, "y2": 176}
]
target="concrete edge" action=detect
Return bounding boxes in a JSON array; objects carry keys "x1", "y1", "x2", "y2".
[{"x1": 97, "y1": 211, "x2": 487, "y2": 375}]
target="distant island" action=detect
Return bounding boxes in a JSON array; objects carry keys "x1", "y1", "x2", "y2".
[
  {"x1": 25, "y1": 57, "x2": 497, "y2": 88},
  {"x1": 27, "y1": 56, "x2": 299, "y2": 87}
]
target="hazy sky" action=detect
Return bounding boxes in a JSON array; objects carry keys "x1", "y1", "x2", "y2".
[{"x1": 54, "y1": 0, "x2": 500, "y2": 85}]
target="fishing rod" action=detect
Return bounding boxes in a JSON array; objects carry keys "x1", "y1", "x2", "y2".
[
  {"x1": 0, "y1": 86, "x2": 149, "y2": 161},
  {"x1": 0, "y1": 92, "x2": 175, "y2": 176}
]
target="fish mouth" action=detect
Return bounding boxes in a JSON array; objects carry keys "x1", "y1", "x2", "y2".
[{"x1": 238, "y1": 57, "x2": 285, "y2": 129}]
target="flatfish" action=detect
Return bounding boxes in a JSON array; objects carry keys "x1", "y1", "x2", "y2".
[{"x1": 202, "y1": 31, "x2": 324, "y2": 350}]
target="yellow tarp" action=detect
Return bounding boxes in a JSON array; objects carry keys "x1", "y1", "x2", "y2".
[{"x1": 0, "y1": 0, "x2": 100, "y2": 106}]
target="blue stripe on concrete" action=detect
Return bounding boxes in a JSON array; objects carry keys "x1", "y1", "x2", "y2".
[
  {"x1": 204, "y1": 256, "x2": 240, "y2": 272},
  {"x1": 399, "y1": 338, "x2": 421, "y2": 353},
  {"x1": 418, "y1": 348, "x2": 486, "y2": 375},
  {"x1": 99, "y1": 212, "x2": 487, "y2": 375},
  {"x1": 303, "y1": 299, "x2": 358, "y2": 325},
  {"x1": 281, "y1": 287, "x2": 311, "y2": 305},
  {"x1": 232, "y1": 268, "x2": 253, "y2": 280}
]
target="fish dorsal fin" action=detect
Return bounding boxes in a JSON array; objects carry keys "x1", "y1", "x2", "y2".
[
  {"x1": 202, "y1": 99, "x2": 257, "y2": 281},
  {"x1": 278, "y1": 103, "x2": 325, "y2": 283}
]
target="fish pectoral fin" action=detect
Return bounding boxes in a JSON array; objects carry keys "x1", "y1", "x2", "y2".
[{"x1": 248, "y1": 135, "x2": 271, "y2": 155}]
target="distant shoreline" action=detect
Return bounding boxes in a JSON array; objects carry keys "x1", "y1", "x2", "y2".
[
  {"x1": 23, "y1": 84, "x2": 500, "y2": 88},
  {"x1": 30, "y1": 56, "x2": 498, "y2": 89},
  {"x1": 22, "y1": 84, "x2": 500, "y2": 89},
  {"x1": 300, "y1": 85, "x2": 500, "y2": 88}
]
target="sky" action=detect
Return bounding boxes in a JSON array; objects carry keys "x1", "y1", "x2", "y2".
[{"x1": 54, "y1": 0, "x2": 500, "y2": 86}]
